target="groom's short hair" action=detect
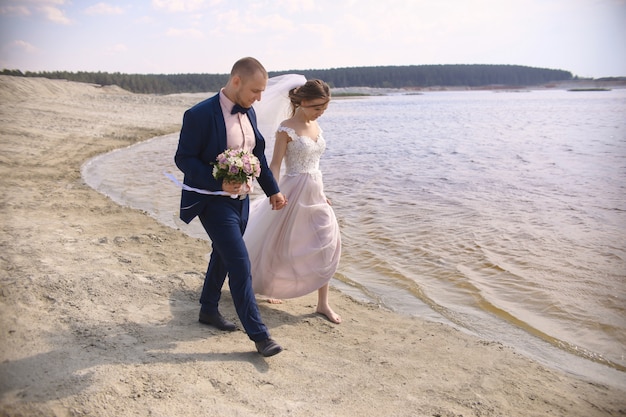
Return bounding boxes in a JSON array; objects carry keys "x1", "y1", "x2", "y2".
[{"x1": 231, "y1": 57, "x2": 267, "y2": 80}]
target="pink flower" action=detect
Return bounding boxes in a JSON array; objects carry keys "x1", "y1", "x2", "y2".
[{"x1": 212, "y1": 148, "x2": 261, "y2": 184}]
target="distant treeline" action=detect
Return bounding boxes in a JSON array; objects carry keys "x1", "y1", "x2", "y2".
[{"x1": 1, "y1": 64, "x2": 573, "y2": 94}]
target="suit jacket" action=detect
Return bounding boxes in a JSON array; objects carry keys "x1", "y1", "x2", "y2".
[{"x1": 174, "y1": 93, "x2": 280, "y2": 224}]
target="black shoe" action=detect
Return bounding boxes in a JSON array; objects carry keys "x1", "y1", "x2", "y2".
[
  {"x1": 255, "y1": 338, "x2": 283, "y2": 357},
  {"x1": 199, "y1": 311, "x2": 237, "y2": 331}
]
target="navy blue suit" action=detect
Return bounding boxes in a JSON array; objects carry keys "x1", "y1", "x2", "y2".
[{"x1": 175, "y1": 93, "x2": 279, "y2": 342}]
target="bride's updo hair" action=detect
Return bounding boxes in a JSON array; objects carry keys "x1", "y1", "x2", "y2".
[{"x1": 288, "y1": 79, "x2": 331, "y2": 116}]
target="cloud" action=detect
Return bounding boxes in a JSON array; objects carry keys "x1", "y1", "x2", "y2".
[
  {"x1": 0, "y1": 5, "x2": 31, "y2": 16},
  {"x1": 84, "y1": 3, "x2": 124, "y2": 16},
  {"x1": 38, "y1": 5, "x2": 71, "y2": 24},
  {"x1": 8, "y1": 40, "x2": 37, "y2": 53},
  {"x1": 211, "y1": 8, "x2": 295, "y2": 37},
  {"x1": 0, "y1": 0, "x2": 72, "y2": 24},
  {"x1": 212, "y1": 9, "x2": 254, "y2": 34}
]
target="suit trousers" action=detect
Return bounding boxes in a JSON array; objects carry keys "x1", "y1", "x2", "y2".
[{"x1": 197, "y1": 195, "x2": 270, "y2": 342}]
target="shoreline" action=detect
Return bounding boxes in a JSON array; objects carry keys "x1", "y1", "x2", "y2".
[
  {"x1": 331, "y1": 79, "x2": 626, "y2": 96},
  {"x1": 1, "y1": 75, "x2": 625, "y2": 416},
  {"x1": 82, "y1": 128, "x2": 626, "y2": 385}
]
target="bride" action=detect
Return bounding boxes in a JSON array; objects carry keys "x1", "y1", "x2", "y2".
[{"x1": 245, "y1": 77, "x2": 342, "y2": 323}]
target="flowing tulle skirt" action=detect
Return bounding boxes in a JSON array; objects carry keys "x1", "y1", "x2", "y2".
[{"x1": 244, "y1": 171, "x2": 341, "y2": 299}]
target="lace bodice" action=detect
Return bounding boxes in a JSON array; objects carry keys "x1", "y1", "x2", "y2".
[{"x1": 277, "y1": 126, "x2": 326, "y2": 175}]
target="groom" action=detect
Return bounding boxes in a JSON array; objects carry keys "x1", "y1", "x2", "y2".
[{"x1": 174, "y1": 57, "x2": 287, "y2": 357}]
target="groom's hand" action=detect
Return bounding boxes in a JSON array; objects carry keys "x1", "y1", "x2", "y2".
[
  {"x1": 270, "y1": 193, "x2": 287, "y2": 210},
  {"x1": 222, "y1": 179, "x2": 243, "y2": 195}
]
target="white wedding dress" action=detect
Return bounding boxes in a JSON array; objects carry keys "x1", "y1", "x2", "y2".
[{"x1": 244, "y1": 125, "x2": 341, "y2": 299}]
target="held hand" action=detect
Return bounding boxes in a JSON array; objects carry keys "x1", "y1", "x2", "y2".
[
  {"x1": 270, "y1": 193, "x2": 288, "y2": 210},
  {"x1": 223, "y1": 179, "x2": 243, "y2": 195}
]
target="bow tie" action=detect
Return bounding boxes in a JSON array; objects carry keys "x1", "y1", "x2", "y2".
[{"x1": 231, "y1": 104, "x2": 250, "y2": 115}]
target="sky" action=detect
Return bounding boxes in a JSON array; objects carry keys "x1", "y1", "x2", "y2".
[{"x1": 1, "y1": 0, "x2": 625, "y2": 78}]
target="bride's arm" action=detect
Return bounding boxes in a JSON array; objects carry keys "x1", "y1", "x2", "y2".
[{"x1": 269, "y1": 130, "x2": 289, "y2": 182}]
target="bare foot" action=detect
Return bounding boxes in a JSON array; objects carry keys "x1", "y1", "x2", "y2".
[
  {"x1": 316, "y1": 305, "x2": 341, "y2": 324},
  {"x1": 266, "y1": 298, "x2": 283, "y2": 304}
]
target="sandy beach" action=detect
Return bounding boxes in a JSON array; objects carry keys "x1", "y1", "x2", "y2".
[{"x1": 1, "y1": 75, "x2": 624, "y2": 417}]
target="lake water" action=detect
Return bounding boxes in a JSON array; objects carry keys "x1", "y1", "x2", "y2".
[{"x1": 82, "y1": 88, "x2": 626, "y2": 388}]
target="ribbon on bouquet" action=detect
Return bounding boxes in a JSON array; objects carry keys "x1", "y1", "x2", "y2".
[{"x1": 163, "y1": 171, "x2": 239, "y2": 199}]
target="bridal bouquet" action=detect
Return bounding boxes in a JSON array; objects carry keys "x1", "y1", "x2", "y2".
[{"x1": 212, "y1": 148, "x2": 261, "y2": 183}]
